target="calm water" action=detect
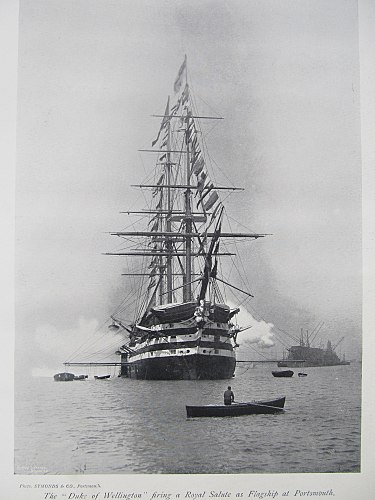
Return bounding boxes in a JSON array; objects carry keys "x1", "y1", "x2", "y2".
[{"x1": 14, "y1": 363, "x2": 361, "y2": 474}]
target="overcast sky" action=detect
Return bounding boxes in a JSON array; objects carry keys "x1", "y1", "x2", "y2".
[{"x1": 15, "y1": 0, "x2": 362, "y2": 375}]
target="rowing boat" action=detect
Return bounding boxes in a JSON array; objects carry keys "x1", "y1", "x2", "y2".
[{"x1": 186, "y1": 396, "x2": 286, "y2": 417}]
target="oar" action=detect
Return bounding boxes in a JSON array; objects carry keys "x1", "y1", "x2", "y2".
[{"x1": 233, "y1": 401, "x2": 285, "y2": 411}]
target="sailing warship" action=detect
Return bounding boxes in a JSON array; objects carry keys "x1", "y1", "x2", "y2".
[{"x1": 104, "y1": 58, "x2": 267, "y2": 380}]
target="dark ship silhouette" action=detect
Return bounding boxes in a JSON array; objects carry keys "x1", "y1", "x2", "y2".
[{"x1": 278, "y1": 329, "x2": 350, "y2": 368}]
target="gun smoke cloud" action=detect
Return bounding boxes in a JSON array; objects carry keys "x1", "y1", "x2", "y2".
[
  {"x1": 29, "y1": 316, "x2": 124, "y2": 377},
  {"x1": 228, "y1": 301, "x2": 275, "y2": 349}
]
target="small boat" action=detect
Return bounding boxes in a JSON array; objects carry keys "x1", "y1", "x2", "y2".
[
  {"x1": 298, "y1": 372, "x2": 308, "y2": 377},
  {"x1": 54, "y1": 372, "x2": 75, "y2": 382},
  {"x1": 186, "y1": 396, "x2": 286, "y2": 418},
  {"x1": 94, "y1": 375, "x2": 111, "y2": 380},
  {"x1": 73, "y1": 375, "x2": 88, "y2": 380},
  {"x1": 272, "y1": 370, "x2": 294, "y2": 378}
]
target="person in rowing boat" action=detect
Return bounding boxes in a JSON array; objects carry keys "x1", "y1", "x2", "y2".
[{"x1": 224, "y1": 386, "x2": 235, "y2": 405}]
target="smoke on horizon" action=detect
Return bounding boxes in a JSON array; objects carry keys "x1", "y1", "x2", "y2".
[{"x1": 28, "y1": 316, "x2": 125, "y2": 377}]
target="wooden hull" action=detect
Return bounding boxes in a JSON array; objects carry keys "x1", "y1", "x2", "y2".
[
  {"x1": 120, "y1": 300, "x2": 237, "y2": 380},
  {"x1": 186, "y1": 396, "x2": 286, "y2": 418},
  {"x1": 272, "y1": 370, "x2": 294, "y2": 378},
  {"x1": 122, "y1": 353, "x2": 235, "y2": 380}
]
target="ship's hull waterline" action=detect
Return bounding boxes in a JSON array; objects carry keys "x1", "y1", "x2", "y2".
[
  {"x1": 120, "y1": 353, "x2": 236, "y2": 380},
  {"x1": 278, "y1": 361, "x2": 350, "y2": 368}
]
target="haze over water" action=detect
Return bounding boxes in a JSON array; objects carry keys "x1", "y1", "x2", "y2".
[{"x1": 15, "y1": 363, "x2": 361, "y2": 474}]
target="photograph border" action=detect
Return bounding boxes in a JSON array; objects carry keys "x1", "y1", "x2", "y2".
[{"x1": 1, "y1": 0, "x2": 374, "y2": 497}]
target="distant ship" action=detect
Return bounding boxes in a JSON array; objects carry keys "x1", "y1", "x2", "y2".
[{"x1": 277, "y1": 329, "x2": 350, "y2": 368}]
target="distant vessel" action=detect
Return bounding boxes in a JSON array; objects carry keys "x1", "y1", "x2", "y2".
[
  {"x1": 272, "y1": 370, "x2": 294, "y2": 378},
  {"x1": 102, "y1": 57, "x2": 266, "y2": 380},
  {"x1": 54, "y1": 372, "x2": 75, "y2": 382},
  {"x1": 278, "y1": 329, "x2": 350, "y2": 368}
]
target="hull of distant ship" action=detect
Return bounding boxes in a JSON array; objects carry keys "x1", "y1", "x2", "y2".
[
  {"x1": 278, "y1": 360, "x2": 350, "y2": 368},
  {"x1": 120, "y1": 353, "x2": 236, "y2": 380}
]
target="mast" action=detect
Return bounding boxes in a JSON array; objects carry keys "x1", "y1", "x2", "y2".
[
  {"x1": 158, "y1": 98, "x2": 170, "y2": 305},
  {"x1": 184, "y1": 112, "x2": 193, "y2": 302},
  {"x1": 166, "y1": 98, "x2": 173, "y2": 303},
  {"x1": 158, "y1": 174, "x2": 164, "y2": 305}
]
